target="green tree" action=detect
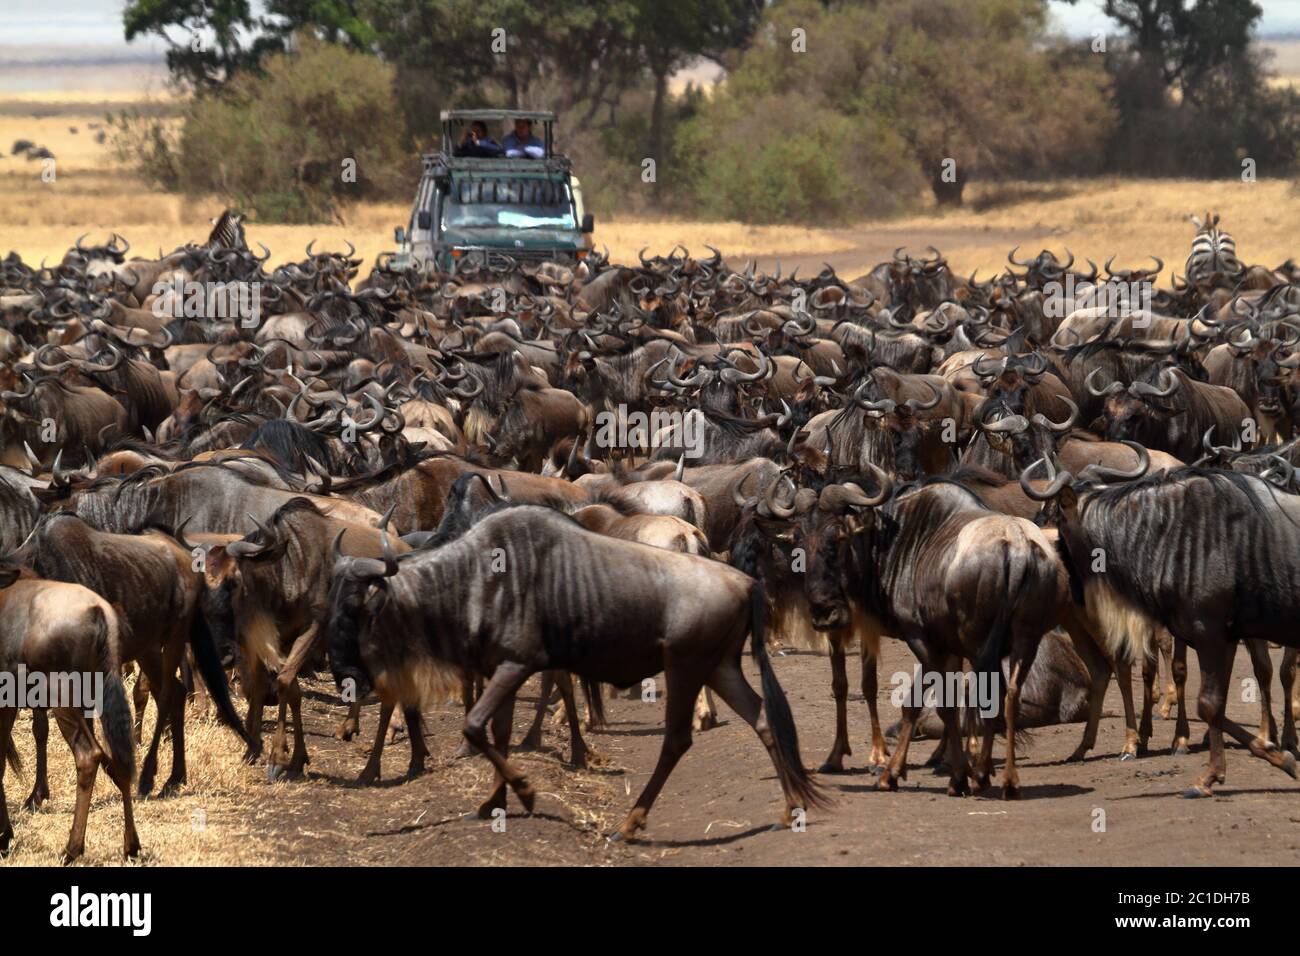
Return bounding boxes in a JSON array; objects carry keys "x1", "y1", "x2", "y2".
[{"x1": 123, "y1": 0, "x2": 375, "y2": 89}]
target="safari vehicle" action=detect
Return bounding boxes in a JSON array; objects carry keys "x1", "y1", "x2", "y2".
[{"x1": 390, "y1": 109, "x2": 594, "y2": 274}]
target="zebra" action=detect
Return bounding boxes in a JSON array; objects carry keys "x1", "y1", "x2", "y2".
[
  {"x1": 1185, "y1": 211, "x2": 1242, "y2": 288},
  {"x1": 207, "y1": 209, "x2": 248, "y2": 251}
]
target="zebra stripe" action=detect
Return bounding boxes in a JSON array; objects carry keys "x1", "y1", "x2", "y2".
[
  {"x1": 207, "y1": 210, "x2": 247, "y2": 251},
  {"x1": 1185, "y1": 216, "x2": 1240, "y2": 284}
]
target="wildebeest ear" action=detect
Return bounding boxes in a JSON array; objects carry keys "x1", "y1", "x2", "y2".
[{"x1": 1059, "y1": 486, "x2": 1079, "y2": 518}]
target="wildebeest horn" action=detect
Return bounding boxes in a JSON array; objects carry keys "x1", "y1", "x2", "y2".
[
  {"x1": 1018, "y1": 456, "x2": 1073, "y2": 501},
  {"x1": 1078, "y1": 440, "x2": 1151, "y2": 484},
  {"x1": 819, "y1": 464, "x2": 892, "y2": 511},
  {"x1": 1085, "y1": 369, "x2": 1125, "y2": 397},
  {"x1": 1201, "y1": 426, "x2": 1241, "y2": 457},
  {"x1": 1130, "y1": 368, "x2": 1180, "y2": 398},
  {"x1": 1030, "y1": 396, "x2": 1078, "y2": 433},
  {"x1": 673, "y1": 454, "x2": 685, "y2": 482},
  {"x1": 904, "y1": 382, "x2": 941, "y2": 412}
]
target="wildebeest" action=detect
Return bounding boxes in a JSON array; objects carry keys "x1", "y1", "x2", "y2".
[
  {"x1": 326, "y1": 505, "x2": 825, "y2": 837},
  {"x1": 0, "y1": 565, "x2": 137, "y2": 862}
]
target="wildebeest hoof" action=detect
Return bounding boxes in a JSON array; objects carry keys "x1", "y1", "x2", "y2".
[
  {"x1": 877, "y1": 774, "x2": 899, "y2": 792},
  {"x1": 1119, "y1": 751, "x2": 1135, "y2": 761},
  {"x1": 1182, "y1": 785, "x2": 1213, "y2": 798},
  {"x1": 157, "y1": 777, "x2": 185, "y2": 798},
  {"x1": 1065, "y1": 748, "x2": 1088, "y2": 763},
  {"x1": 1002, "y1": 783, "x2": 1020, "y2": 800},
  {"x1": 514, "y1": 781, "x2": 537, "y2": 813},
  {"x1": 1280, "y1": 752, "x2": 1298, "y2": 779},
  {"x1": 454, "y1": 739, "x2": 475, "y2": 759},
  {"x1": 1172, "y1": 739, "x2": 1190, "y2": 755},
  {"x1": 818, "y1": 760, "x2": 847, "y2": 774},
  {"x1": 947, "y1": 779, "x2": 970, "y2": 797},
  {"x1": 242, "y1": 746, "x2": 262, "y2": 765},
  {"x1": 0, "y1": 829, "x2": 12, "y2": 856},
  {"x1": 23, "y1": 788, "x2": 48, "y2": 813},
  {"x1": 476, "y1": 795, "x2": 506, "y2": 819}
]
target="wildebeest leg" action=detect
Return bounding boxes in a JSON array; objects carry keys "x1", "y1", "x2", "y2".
[
  {"x1": 1138, "y1": 652, "x2": 1157, "y2": 754},
  {"x1": 335, "y1": 700, "x2": 362, "y2": 742},
  {"x1": 1245, "y1": 638, "x2": 1277, "y2": 748},
  {"x1": 820, "y1": 635, "x2": 852, "y2": 773},
  {"x1": 240, "y1": 662, "x2": 267, "y2": 763},
  {"x1": 23, "y1": 708, "x2": 50, "y2": 811},
  {"x1": 462, "y1": 661, "x2": 535, "y2": 817},
  {"x1": 1170, "y1": 637, "x2": 1191, "y2": 753},
  {"x1": 705, "y1": 659, "x2": 807, "y2": 828},
  {"x1": 477, "y1": 684, "x2": 521, "y2": 817},
  {"x1": 148, "y1": 637, "x2": 189, "y2": 796},
  {"x1": 1156, "y1": 627, "x2": 1176, "y2": 719},
  {"x1": 357, "y1": 700, "x2": 394, "y2": 785},
  {"x1": 937, "y1": 684, "x2": 970, "y2": 797},
  {"x1": 861, "y1": 631, "x2": 889, "y2": 766},
  {"x1": 132, "y1": 668, "x2": 149, "y2": 745},
  {"x1": 91, "y1": 708, "x2": 141, "y2": 861},
  {"x1": 692, "y1": 688, "x2": 717, "y2": 732},
  {"x1": 1113, "y1": 658, "x2": 1142, "y2": 758},
  {"x1": 554, "y1": 671, "x2": 601, "y2": 768},
  {"x1": 880, "y1": 637, "x2": 929, "y2": 792},
  {"x1": 1001, "y1": 637, "x2": 1041, "y2": 800},
  {"x1": 452, "y1": 674, "x2": 480, "y2": 758},
  {"x1": 405, "y1": 708, "x2": 427, "y2": 779},
  {"x1": 135, "y1": 651, "x2": 171, "y2": 795},
  {"x1": 53, "y1": 708, "x2": 103, "y2": 863},
  {"x1": 520, "y1": 671, "x2": 554, "y2": 750},
  {"x1": 266, "y1": 678, "x2": 309, "y2": 779},
  {"x1": 613, "y1": 664, "x2": 702, "y2": 839},
  {"x1": 1186, "y1": 634, "x2": 1297, "y2": 797},
  {"x1": 1062, "y1": 619, "x2": 1111, "y2": 762},
  {"x1": 0, "y1": 707, "x2": 15, "y2": 855},
  {"x1": 1281, "y1": 648, "x2": 1298, "y2": 756}
]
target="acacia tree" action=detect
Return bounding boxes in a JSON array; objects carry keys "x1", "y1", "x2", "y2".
[
  {"x1": 123, "y1": 0, "x2": 375, "y2": 89},
  {"x1": 694, "y1": 0, "x2": 1112, "y2": 208}
]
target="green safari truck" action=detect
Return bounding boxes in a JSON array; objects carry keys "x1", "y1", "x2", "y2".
[{"x1": 390, "y1": 109, "x2": 594, "y2": 274}]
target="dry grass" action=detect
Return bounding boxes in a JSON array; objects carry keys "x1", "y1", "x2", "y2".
[
  {"x1": 2, "y1": 680, "x2": 261, "y2": 867},
  {"x1": 3, "y1": 94, "x2": 1299, "y2": 284}
]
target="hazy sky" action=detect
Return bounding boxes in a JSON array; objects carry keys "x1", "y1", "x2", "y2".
[{"x1": 4, "y1": 0, "x2": 1300, "y2": 49}]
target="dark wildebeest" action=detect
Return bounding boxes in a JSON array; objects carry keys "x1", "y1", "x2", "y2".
[
  {"x1": 0, "y1": 565, "x2": 137, "y2": 862},
  {"x1": 1022, "y1": 457, "x2": 1300, "y2": 795},
  {"x1": 791, "y1": 468, "x2": 1064, "y2": 797},
  {"x1": 326, "y1": 505, "x2": 825, "y2": 838}
]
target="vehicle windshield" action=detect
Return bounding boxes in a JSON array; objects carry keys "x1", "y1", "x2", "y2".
[{"x1": 442, "y1": 181, "x2": 575, "y2": 230}]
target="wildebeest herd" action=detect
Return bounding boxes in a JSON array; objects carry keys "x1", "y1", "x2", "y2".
[{"x1": 1, "y1": 210, "x2": 1299, "y2": 863}]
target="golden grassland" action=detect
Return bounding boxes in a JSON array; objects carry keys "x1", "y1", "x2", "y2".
[{"x1": 4, "y1": 98, "x2": 1300, "y2": 277}]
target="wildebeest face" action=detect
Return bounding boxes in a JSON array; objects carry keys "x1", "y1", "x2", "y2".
[{"x1": 793, "y1": 512, "x2": 851, "y2": 630}]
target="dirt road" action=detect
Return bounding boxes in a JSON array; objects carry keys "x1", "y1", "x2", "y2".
[{"x1": 187, "y1": 638, "x2": 1300, "y2": 868}]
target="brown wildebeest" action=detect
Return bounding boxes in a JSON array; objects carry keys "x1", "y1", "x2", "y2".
[{"x1": 0, "y1": 564, "x2": 138, "y2": 862}]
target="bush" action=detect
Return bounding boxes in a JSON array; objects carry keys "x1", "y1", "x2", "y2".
[
  {"x1": 676, "y1": 94, "x2": 923, "y2": 223},
  {"x1": 115, "y1": 35, "x2": 414, "y2": 223}
]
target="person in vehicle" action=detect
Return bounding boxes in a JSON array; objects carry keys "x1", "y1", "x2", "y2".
[
  {"x1": 454, "y1": 121, "x2": 503, "y2": 158},
  {"x1": 502, "y1": 118, "x2": 545, "y2": 158}
]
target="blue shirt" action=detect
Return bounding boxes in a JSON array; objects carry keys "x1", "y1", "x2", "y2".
[{"x1": 502, "y1": 132, "x2": 544, "y2": 159}]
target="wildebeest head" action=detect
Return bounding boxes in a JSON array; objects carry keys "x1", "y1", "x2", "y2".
[
  {"x1": 1087, "y1": 366, "x2": 1182, "y2": 442},
  {"x1": 782, "y1": 469, "x2": 893, "y2": 630}
]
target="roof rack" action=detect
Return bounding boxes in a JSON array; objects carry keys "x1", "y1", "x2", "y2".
[
  {"x1": 441, "y1": 109, "x2": 556, "y2": 123},
  {"x1": 421, "y1": 152, "x2": 572, "y2": 177}
]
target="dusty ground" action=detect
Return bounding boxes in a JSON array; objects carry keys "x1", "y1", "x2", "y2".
[{"x1": 6, "y1": 635, "x2": 1299, "y2": 867}]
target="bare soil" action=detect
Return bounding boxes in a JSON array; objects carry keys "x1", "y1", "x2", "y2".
[{"x1": 207, "y1": 638, "x2": 1300, "y2": 867}]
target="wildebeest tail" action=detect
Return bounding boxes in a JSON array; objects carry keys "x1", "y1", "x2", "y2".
[
  {"x1": 326, "y1": 577, "x2": 375, "y2": 701},
  {"x1": 189, "y1": 607, "x2": 255, "y2": 748},
  {"x1": 92, "y1": 606, "x2": 136, "y2": 782},
  {"x1": 750, "y1": 584, "x2": 828, "y2": 810}
]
